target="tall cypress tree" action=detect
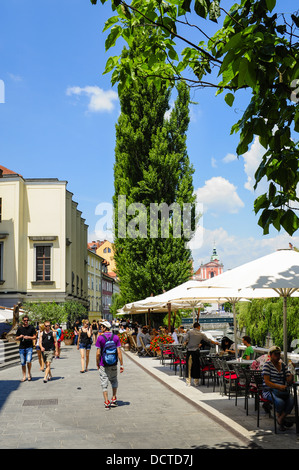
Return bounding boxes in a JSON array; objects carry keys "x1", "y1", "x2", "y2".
[{"x1": 113, "y1": 38, "x2": 195, "y2": 303}]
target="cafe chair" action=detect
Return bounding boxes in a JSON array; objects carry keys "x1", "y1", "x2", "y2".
[
  {"x1": 176, "y1": 347, "x2": 187, "y2": 377},
  {"x1": 139, "y1": 337, "x2": 153, "y2": 357},
  {"x1": 210, "y1": 357, "x2": 223, "y2": 392},
  {"x1": 159, "y1": 343, "x2": 174, "y2": 366},
  {"x1": 219, "y1": 359, "x2": 239, "y2": 400},
  {"x1": 250, "y1": 370, "x2": 277, "y2": 434},
  {"x1": 128, "y1": 335, "x2": 138, "y2": 353},
  {"x1": 169, "y1": 345, "x2": 185, "y2": 376},
  {"x1": 199, "y1": 356, "x2": 215, "y2": 388},
  {"x1": 233, "y1": 364, "x2": 257, "y2": 412}
]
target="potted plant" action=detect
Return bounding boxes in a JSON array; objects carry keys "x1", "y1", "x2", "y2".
[
  {"x1": 63, "y1": 329, "x2": 75, "y2": 345},
  {"x1": 118, "y1": 331, "x2": 130, "y2": 350},
  {"x1": 150, "y1": 335, "x2": 174, "y2": 356}
]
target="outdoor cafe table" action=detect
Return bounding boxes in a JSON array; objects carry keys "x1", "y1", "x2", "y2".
[{"x1": 226, "y1": 359, "x2": 254, "y2": 367}]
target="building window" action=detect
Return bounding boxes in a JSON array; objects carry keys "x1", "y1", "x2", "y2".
[
  {"x1": 0, "y1": 198, "x2": 2, "y2": 222},
  {"x1": 36, "y1": 245, "x2": 51, "y2": 281}
]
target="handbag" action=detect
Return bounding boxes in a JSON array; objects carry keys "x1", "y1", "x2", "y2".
[{"x1": 272, "y1": 388, "x2": 290, "y2": 400}]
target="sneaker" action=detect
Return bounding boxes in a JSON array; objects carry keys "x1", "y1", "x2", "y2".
[
  {"x1": 110, "y1": 398, "x2": 118, "y2": 407},
  {"x1": 104, "y1": 401, "x2": 111, "y2": 410}
]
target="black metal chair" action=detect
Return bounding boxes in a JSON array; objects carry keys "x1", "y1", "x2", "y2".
[
  {"x1": 170, "y1": 345, "x2": 186, "y2": 376},
  {"x1": 210, "y1": 356, "x2": 223, "y2": 392},
  {"x1": 250, "y1": 370, "x2": 277, "y2": 433},
  {"x1": 218, "y1": 359, "x2": 239, "y2": 400},
  {"x1": 233, "y1": 363, "x2": 257, "y2": 411},
  {"x1": 198, "y1": 355, "x2": 215, "y2": 388},
  {"x1": 159, "y1": 343, "x2": 174, "y2": 366}
]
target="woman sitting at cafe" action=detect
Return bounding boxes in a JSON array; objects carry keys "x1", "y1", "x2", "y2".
[
  {"x1": 262, "y1": 345, "x2": 294, "y2": 431},
  {"x1": 220, "y1": 336, "x2": 235, "y2": 355}
]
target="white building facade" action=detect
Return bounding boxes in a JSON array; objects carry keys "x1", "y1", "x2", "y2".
[{"x1": 0, "y1": 168, "x2": 88, "y2": 308}]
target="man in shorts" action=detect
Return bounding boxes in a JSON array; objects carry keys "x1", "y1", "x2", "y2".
[
  {"x1": 95, "y1": 321, "x2": 124, "y2": 410},
  {"x1": 16, "y1": 315, "x2": 37, "y2": 382},
  {"x1": 39, "y1": 321, "x2": 58, "y2": 383}
]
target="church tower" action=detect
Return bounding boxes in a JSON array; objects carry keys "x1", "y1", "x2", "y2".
[{"x1": 193, "y1": 244, "x2": 224, "y2": 280}]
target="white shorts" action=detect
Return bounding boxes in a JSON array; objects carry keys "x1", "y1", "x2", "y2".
[{"x1": 99, "y1": 365, "x2": 118, "y2": 391}]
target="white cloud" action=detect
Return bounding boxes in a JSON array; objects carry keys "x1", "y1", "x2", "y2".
[
  {"x1": 195, "y1": 176, "x2": 244, "y2": 215},
  {"x1": 8, "y1": 73, "x2": 23, "y2": 82},
  {"x1": 223, "y1": 152, "x2": 237, "y2": 163},
  {"x1": 211, "y1": 157, "x2": 217, "y2": 168},
  {"x1": 191, "y1": 226, "x2": 299, "y2": 272},
  {"x1": 66, "y1": 86, "x2": 118, "y2": 112},
  {"x1": 242, "y1": 136, "x2": 267, "y2": 194}
]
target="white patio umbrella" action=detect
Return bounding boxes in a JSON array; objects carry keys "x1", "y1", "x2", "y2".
[
  {"x1": 122, "y1": 281, "x2": 203, "y2": 328},
  {"x1": 188, "y1": 249, "x2": 299, "y2": 362},
  {"x1": 146, "y1": 280, "x2": 204, "y2": 323},
  {"x1": 175, "y1": 286, "x2": 283, "y2": 358},
  {"x1": 0, "y1": 308, "x2": 14, "y2": 323}
]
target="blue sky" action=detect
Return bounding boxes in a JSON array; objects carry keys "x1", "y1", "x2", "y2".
[{"x1": 1, "y1": 0, "x2": 298, "y2": 273}]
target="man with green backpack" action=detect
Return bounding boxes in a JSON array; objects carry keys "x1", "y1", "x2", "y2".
[{"x1": 95, "y1": 321, "x2": 124, "y2": 410}]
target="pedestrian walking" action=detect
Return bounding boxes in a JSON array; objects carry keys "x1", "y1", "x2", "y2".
[
  {"x1": 95, "y1": 321, "x2": 124, "y2": 410},
  {"x1": 77, "y1": 320, "x2": 92, "y2": 373},
  {"x1": 91, "y1": 319, "x2": 99, "y2": 343},
  {"x1": 36, "y1": 323, "x2": 45, "y2": 371},
  {"x1": 15, "y1": 315, "x2": 37, "y2": 382},
  {"x1": 52, "y1": 323, "x2": 63, "y2": 358},
  {"x1": 74, "y1": 320, "x2": 81, "y2": 346},
  {"x1": 39, "y1": 321, "x2": 58, "y2": 383}
]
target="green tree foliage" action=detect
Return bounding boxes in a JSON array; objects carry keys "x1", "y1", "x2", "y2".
[
  {"x1": 237, "y1": 297, "x2": 299, "y2": 350},
  {"x1": 109, "y1": 292, "x2": 126, "y2": 316},
  {"x1": 22, "y1": 301, "x2": 87, "y2": 325},
  {"x1": 91, "y1": 0, "x2": 299, "y2": 236},
  {"x1": 113, "y1": 33, "x2": 196, "y2": 302}
]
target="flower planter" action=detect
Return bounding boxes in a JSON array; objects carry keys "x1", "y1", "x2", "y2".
[{"x1": 64, "y1": 338, "x2": 73, "y2": 345}]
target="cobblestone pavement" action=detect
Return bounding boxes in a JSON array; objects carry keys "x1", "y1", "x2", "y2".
[{"x1": 0, "y1": 344, "x2": 298, "y2": 453}]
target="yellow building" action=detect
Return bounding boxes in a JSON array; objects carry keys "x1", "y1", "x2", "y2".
[
  {"x1": 0, "y1": 165, "x2": 88, "y2": 307},
  {"x1": 87, "y1": 249, "x2": 104, "y2": 322},
  {"x1": 95, "y1": 240, "x2": 116, "y2": 274}
]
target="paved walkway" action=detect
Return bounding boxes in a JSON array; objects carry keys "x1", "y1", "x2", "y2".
[{"x1": 0, "y1": 344, "x2": 298, "y2": 450}]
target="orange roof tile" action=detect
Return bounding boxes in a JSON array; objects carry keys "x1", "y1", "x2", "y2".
[{"x1": 0, "y1": 165, "x2": 21, "y2": 176}]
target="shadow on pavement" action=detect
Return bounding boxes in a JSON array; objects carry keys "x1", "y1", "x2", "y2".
[{"x1": 0, "y1": 379, "x2": 21, "y2": 411}]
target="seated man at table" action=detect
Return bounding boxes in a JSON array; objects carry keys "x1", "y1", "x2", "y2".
[
  {"x1": 242, "y1": 336, "x2": 254, "y2": 360},
  {"x1": 184, "y1": 323, "x2": 220, "y2": 387},
  {"x1": 262, "y1": 345, "x2": 294, "y2": 431},
  {"x1": 137, "y1": 327, "x2": 151, "y2": 350}
]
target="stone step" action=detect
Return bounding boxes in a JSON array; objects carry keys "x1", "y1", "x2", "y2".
[{"x1": 0, "y1": 339, "x2": 37, "y2": 370}]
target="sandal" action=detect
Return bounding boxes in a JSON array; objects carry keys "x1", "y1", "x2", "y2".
[
  {"x1": 28, "y1": 375, "x2": 32, "y2": 381},
  {"x1": 21, "y1": 377, "x2": 26, "y2": 382}
]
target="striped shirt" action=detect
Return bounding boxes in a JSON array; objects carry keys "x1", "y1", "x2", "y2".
[{"x1": 262, "y1": 360, "x2": 291, "y2": 393}]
